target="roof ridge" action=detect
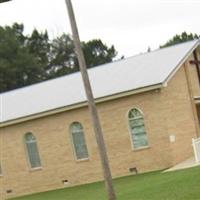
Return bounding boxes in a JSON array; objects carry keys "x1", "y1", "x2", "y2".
[
  {"x1": 1, "y1": 39, "x2": 199, "y2": 96},
  {"x1": 1, "y1": 39, "x2": 199, "y2": 124}
]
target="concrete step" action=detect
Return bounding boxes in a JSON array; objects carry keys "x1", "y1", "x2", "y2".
[{"x1": 164, "y1": 157, "x2": 200, "y2": 172}]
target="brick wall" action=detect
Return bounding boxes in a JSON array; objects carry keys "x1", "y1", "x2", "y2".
[{"x1": 0, "y1": 56, "x2": 199, "y2": 199}]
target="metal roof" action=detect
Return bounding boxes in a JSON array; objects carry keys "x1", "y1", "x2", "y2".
[{"x1": 1, "y1": 40, "x2": 199, "y2": 123}]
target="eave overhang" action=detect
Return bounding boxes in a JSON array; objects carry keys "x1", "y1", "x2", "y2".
[{"x1": 0, "y1": 83, "x2": 164, "y2": 128}]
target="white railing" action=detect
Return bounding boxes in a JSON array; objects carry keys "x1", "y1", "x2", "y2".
[{"x1": 192, "y1": 138, "x2": 200, "y2": 163}]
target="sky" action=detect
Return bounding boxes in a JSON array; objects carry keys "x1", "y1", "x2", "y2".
[{"x1": 0, "y1": 0, "x2": 200, "y2": 57}]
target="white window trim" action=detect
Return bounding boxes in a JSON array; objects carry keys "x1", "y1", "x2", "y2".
[
  {"x1": 0, "y1": 162, "x2": 3, "y2": 177},
  {"x1": 29, "y1": 166, "x2": 43, "y2": 172},
  {"x1": 69, "y1": 122, "x2": 89, "y2": 161},
  {"x1": 127, "y1": 107, "x2": 149, "y2": 151},
  {"x1": 24, "y1": 133, "x2": 42, "y2": 170}
]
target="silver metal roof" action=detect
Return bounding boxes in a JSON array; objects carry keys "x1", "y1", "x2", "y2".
[{"x1": 1, "y1": 40, "x2": 199, "y2": 123}]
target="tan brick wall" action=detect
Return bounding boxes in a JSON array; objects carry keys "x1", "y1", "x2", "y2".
[
  {"x1": 161, "y1": 63, "x2": 198, "y2": 165},
  {"x1": 0, "y1": 56, "x2": 199, "y2": 199},
  {"x1": 1, "y1": 90, "x2": 172, "y2": 199},
  {"x1": 186, "y1": 54, "x2": 200, "y2": 97}
]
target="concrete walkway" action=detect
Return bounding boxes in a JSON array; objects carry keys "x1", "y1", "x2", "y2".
[{"x1": 164, "y1": 157, "x2": 200, "y2": 172}]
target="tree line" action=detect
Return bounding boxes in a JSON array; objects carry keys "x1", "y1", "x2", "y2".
[
  {"x1": 0, "y1": 23, "x2": 199, "y2": 93},
  {"x1": 0, "y1": 23, "x2": 117, "y2": 93},
  {"x1": 160, "y1": 32, "x2": 199, "y2": 48}
]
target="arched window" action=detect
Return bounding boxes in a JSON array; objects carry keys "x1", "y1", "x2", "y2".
[
  {"x1": 128, "y1": 108, "x2": 148, "y2": 149},
  {"x1": 0, "y1": 162, "x2": 2, "y2": 175},
  {"x1": 70, "y1": 122, "x2": 89, "y2": 160},
  {"x1": 24, "y1": 133, "x2": 41, "y2": 168}
]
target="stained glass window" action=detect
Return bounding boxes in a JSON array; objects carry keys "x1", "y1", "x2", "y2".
[
  {"x1": 24, "y1": 133, "x2": 41, "y2": 168},
  {"x1": 70, "y1": 122, "x2": 89, "y2": 160},
  {"x1": 128, "y1": 108, "x2": 148, "y2": 149},
  {"x1": 0, "y1": 162, "x2": 2, "y2": 175}
]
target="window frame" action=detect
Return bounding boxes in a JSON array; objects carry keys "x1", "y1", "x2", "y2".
[
  {"x1": 127, "y1": 108, "x2": 149, "y2": 150},
  {"x1": 24, "y1": 132, "x2": 42, "y2": 170},
  {"x1": 69, "y1": 122, "x2": 89, "y2": 161},
  {"x1": 0, "y1": 161, "x2": 3, "y2": 176}
]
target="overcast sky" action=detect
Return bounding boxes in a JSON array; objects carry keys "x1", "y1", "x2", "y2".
[{"x1": 0, "y1": 0, "x2": 199, "y2": 57}]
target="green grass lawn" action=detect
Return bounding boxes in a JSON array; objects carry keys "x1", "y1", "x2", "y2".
[{"x1": 10, "y1": 166, "x2": 200, "y2": 200}]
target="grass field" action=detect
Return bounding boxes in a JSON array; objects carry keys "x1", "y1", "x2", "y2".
[{"x1": 10, "y1": 166, "x2": 200, "y2": 200}]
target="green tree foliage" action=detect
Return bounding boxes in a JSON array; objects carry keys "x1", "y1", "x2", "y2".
[
  {"x1": 0, "y1": 23, "x2": 117, "y2": 93},
  {"x1": 47, "y1": 36, "x2": 117, "y2": 79},
  {"x1": 27, "y1": 29, "x2": 50, "y2": 71},
  {"x1": 82, "y1": 39, "x2": 117, "y2": 68},
  {"x1": 47, "y1": 34, "x2": 78, "y2": 78},
  {"x1": 0, "y1": 24, "x2": 45, "y2": 93},
  {"x1": 160, "y1": 32, "x2": 199, "y2": 48}
]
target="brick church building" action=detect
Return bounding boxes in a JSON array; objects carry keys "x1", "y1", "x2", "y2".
[{"x1": 0, "y1": 40, "x2": 200, "y2": 199}]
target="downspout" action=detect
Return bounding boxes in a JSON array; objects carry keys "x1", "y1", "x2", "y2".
[{"x1": 184, "y1": 62, "x2": 200, "y2": 137}]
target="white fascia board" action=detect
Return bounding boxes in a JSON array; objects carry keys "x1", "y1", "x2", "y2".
[
  {"x1": 0, "y1": 83, "x2": 163, "y2": 127},
  {"x1": 163, "y1": 40, "x2": 200, "y2": 86}
]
